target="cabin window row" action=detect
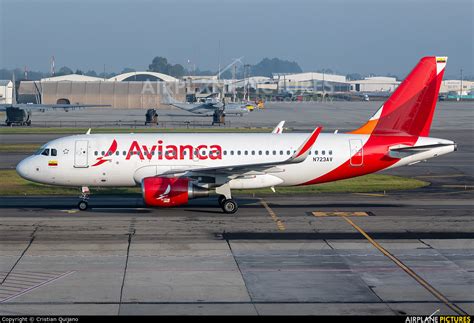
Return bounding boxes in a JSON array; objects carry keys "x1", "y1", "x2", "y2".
[
  {"x1": 93, "y1": 150, "x2": 221, "y2": 157},
  {"x1": 93, "y1": 149, "x2": 333, "y2": 157},
  {"x1": 222, "y1": 150, "x2": 332, "y2": 156}
]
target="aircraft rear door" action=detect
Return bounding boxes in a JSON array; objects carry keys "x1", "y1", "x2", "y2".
[
  {"x1": 349, "y1": 139, "x2": 363, "y2": 166},
  {"x1": 74, "y1": 140, "x2": 89, "y2": 168}
]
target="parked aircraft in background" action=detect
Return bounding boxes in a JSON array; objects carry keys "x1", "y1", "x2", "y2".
[
  {"x1": 162, "y1": 86, "x2": 249, "y2": 116},
  {"x1": 16, "y1": 57, "x2": 455, "y2": 214},
  {"x1": 0, "y1": 75, "x2": 109, "y2": 126}
]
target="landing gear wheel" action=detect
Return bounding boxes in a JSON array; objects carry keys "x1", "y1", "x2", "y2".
[
  {"x1": 78, "y1": 200, "x2": 88, "y2": 211},
  {"x1": 218, "y1": 195, "x2": 226, "y2": 207},
  {"x1": 221, "y1": 199, "x2": 238, "y2": 214}
]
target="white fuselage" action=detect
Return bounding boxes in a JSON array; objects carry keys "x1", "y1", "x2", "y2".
[{"x1": 16, "y1": 132, "x2": 455, "y2": 190}]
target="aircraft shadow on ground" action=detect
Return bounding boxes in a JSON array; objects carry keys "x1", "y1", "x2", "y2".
[{"x1": 0, "y1": 197, "x2": 402, "y2": 210}]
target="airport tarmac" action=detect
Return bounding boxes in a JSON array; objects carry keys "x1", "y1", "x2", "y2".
[
  {"x1": 1, "y1": 101, "x2": 472, "y2": 130},
  {"x1": 0, "y1": 193, "x2": 473, "y2": 315},
  {"x1": 0, "y1": 101, "x2": 472, "y2": 315}
]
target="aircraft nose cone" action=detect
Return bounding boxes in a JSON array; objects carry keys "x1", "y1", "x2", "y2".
[{"x1": 16, "y1": 158, "x2": 31, "y2": 180}]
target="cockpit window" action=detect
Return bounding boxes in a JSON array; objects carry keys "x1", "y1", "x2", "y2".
[
  {"x1": 41, "y1": 149, "x2": 50, "y2": 156},
  {"x1": 51, "y1": 149, "x2": 57, "y2": 156}
]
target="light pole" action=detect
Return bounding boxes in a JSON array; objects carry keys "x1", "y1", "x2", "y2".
[
  {"x1": 244, "y1": 64, "x2": 251, "y2": 101},
  {"x1": 232, "y1": 64, "x2": 237, "y2": 102}
]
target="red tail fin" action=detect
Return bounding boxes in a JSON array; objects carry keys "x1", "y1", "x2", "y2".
[{"x1": 351, "y1": 56, "x2": 446, "y2": 136}]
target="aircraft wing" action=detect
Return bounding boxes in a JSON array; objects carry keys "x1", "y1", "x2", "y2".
[
  {"x1": 223, "y1": 103, "x2": 248, "y2": 114},
  {"x1": 170, "y1": 102, "x2": 216, "y2": 114},
  {"x1": 169, "y1": 103, "x2": 196, "y2": 111},
  {"x1": 355, "y1": 91, "x2": 392, "y2": 98},
  {"x1": 160, "y1": 126, "x2": 322, "y2": 178}
]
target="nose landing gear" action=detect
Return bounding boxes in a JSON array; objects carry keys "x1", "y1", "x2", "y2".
[{"x1": 78, "y1": 186, "x2": 90, "y2": 211}]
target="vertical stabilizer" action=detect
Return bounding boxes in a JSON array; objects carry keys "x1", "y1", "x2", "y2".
[{"x1": 350, "y1": 56, "x2": 447, "y2": 136}]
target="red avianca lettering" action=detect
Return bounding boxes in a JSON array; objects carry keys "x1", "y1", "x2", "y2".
[{"x1": 125, "y1": 140, "x2": 222, "y2": 161}]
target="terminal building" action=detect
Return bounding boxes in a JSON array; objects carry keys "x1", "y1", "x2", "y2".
[
  {"x1": 440, "y1": 80, "x2": 474, "y2": 95},
  {"x1": 0, "y1": 80, "x2": 14, "y2": 104},
  {"x1": 349, "y1": 76, "x2": 400, "y2": 93},
  {"x1": 272, "y1": 72, "x2": 350, "y2": 93}
]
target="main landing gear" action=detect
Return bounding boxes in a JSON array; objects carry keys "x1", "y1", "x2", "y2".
[
  {"x1": 78, "y1": 186, "x2": 90, "y2": 211},
  {"x1": 218, "y1": 196, "x2": 238, "y2": 214},
  {"x1": 216, "y1": 183, "x2": 238, "y2": 214}
]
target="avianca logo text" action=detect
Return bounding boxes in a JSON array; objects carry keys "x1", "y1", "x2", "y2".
[
  {"x1": 92, "y1": 139, "x2": 223, "y2": 166},
  {"x1": 126, "y1": 140, "x2": 223, "y2": 161}
]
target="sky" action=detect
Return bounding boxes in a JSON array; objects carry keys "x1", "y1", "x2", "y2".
[{"x1": 0, "y1": 0, "x2": 472, "y2": 78}]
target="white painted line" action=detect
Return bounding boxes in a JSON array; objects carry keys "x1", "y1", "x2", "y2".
[{"x1": 0, "y1": 271, "x2": 75, "y2": 303}]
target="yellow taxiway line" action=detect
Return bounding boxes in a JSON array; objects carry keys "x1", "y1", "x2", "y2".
[
  {"x1": 312, "y1": 211, "x2": 369, "y2": 217},
  {"x1": 260, "y1": 199, "x2": 286, "y2": 231},
  {"x1": 340, "y1": 215, "x2": 468, "y2": 316}
]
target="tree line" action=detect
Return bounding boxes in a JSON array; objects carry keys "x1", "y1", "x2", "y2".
[{"x1": 0, "y1": 56, "x2": 423, "y2": 81}]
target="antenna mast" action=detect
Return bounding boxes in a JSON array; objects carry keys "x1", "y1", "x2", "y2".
[{"x1": 50, "y1": 56, "x2": 55, "y2": 76}]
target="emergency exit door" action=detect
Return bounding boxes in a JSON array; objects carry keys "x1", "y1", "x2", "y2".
[
  {"x1": 74, "y1": 140, "x2": 89, "y2": 168},
  {"x1": 349, "y1": 139, "x2": 363, "y2": 166}
]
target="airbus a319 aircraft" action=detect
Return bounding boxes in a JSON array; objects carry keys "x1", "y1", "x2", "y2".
[{"x1": 16, "y1": 57, "x2": 456, "y2": 214}]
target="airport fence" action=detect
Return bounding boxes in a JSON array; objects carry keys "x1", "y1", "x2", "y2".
[{"x1": 27, "y1": 120, "x2": 233, "y2": 128}]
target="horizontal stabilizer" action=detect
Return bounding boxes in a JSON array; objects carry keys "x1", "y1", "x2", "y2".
[{"x1": 388, "y1": 143, "x2": 456, "y2": 158}]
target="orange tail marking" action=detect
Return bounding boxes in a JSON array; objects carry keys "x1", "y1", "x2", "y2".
[{"x1": 349, "y1": 119, "x2": 378, "y2": 134}]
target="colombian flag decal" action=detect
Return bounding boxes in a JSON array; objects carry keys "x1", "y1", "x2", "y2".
[
  {"x1": 48, "y1": 160, "x2": 58, "y2": 166},
  {"x1": 436, "y1": 57, "x2": 446, "y2": 63}
]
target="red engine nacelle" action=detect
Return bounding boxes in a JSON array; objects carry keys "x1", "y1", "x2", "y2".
[{"x1": 141, "y1": 177, "x2": 209, "y2": 207}]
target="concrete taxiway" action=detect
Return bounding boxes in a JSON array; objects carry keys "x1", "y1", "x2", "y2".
[
  {"x1": 0, "y1": 101, "x2": 472, "y2": 315},
  {"x1": 0, "y1": 193, "x2": 472, "y2": 315}
]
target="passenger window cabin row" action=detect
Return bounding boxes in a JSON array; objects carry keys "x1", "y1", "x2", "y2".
[{"x1": 93, "y1": 149, "x2": 333, "y2": 157}]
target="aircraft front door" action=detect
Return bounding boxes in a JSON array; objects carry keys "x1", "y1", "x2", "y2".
[
  {"x1": 74, "y1": 140, "x2": 89, "y2": 168},
  {"x1": 349, "y1": 139, "x2": 363, "y2": 166}
]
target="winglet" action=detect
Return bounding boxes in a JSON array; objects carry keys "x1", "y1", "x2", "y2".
[
  {"x1": 86, "y1": 128, "x2": 91, "y2": 135},
  {"x1": 288, "y1": 126, "x2": 322, "y2": 163},
  {"x1": 272, "y1": 121, "x2": 285, "y2": 134}
]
